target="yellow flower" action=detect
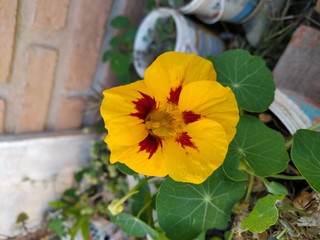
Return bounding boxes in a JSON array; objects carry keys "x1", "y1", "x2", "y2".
[{"x1": 100, "y1": 52, "x2": 239, "y2": 184}]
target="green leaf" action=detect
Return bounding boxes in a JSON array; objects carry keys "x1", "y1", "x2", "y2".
[
  {"x1": 70, "y1": 217, "x2": 90, "y2": 240},
  {"x1": 222, "y1": 149, "x2": 248, "y2": 181},
  {"x1": 116, "y1": 162, "x2": 137, "y2": 175},
  {"x1": 262, "y1": 178, "x2": 288, "y2": 196},
  {"x1": 208, "y1": 49, "x2": 275, "y2": 112},
  {"x1": 48, "y1": 200, "x2": 69, "y2": 209},
  {"x1": 131, "y1": 182, "x2": 152, "y2": 223},
  {"x1": 48, "y1": 217, "x2": 67, "y2": 237},
  {"x1": 242, "y1": 194, "x2": 283, "y2": 233},
  {"x1": 110, "y1": 53, "x2": 131, "y2": 76},
  {"x1": 113, "y1": 213, "x2": 159, "y2": 239},
  {"x1": 156, "y1": 168, "x2": 245, "y2": 240},
  {"x1": 110, "y1": 16, "x2": 130, "y2": 29},
  {"x1": 16, "y1": 212, "x2": 29, "y2": 223},
  {"x1": 225, "y1": 115, "x2": 289, "y2": 177},
  {"x1": 291, "y1": 129, "x2": 320, "y2": 192},
  {"x1": 122, "y1": 28, "x2": 137, "y2": 44}
]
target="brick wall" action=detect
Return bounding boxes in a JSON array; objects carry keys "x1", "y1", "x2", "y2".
[{"x1": 0, "y1": 0, "x2": 113, "y2": 134}]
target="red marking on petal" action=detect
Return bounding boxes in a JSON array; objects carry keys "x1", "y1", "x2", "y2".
[
  {"x1": 176, "y1": 132, "x2": 197, "y2": 150},
  {"x1": 182, "y1": 110, "x2": 201, "y2": 124},
  {"x1": 167, "y1": 85, "x2": 182, "y2": 105},
  {"x1": 130, "y1": 92, "x2": 156, "y2": 120},
  {"x1": 139, "y1": 134, "x2": 162, "y2": 159}
]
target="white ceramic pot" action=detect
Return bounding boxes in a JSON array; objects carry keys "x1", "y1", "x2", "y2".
[{"x1": 133, "y1": 8, "x2": 225, "y2": 78}]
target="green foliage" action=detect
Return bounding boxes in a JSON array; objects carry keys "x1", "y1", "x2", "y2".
[
  {"x1": 291, "y1": 129, "x2": 320, "y2": 192},
  {"x1": 112, "y1": 213, "x2": 159, "y2": 239},
  {"x1": 223, "y1": 115, "x2": 289, "y2": 179},
  {"x1": 16, "y1": 212, "x2": 29, "y2": 224},
  {"x1": 48, "y1": 217, "x2": 67, "y2": 238},
  {"x1": 46, "y1": 47, "x2": 320, "y2": 239},
  {"x1": 157, "y1": 168, "x2": 245, "y2": 240},
  {"x1": 208, "y1": 49, "x2": 275, "y2": 112},
  {"x1": 103, "y1": 16, "x2": 138, "y2": 84},
  {"x1": 111, "y1": 16, "x2": 130, "y2": 29},
  {"x1": 48, "y1": 138, "x2": 128, "y2": 239},
  {"x1": 242, "y1": 195, "x2": 284, "y2": 233}
]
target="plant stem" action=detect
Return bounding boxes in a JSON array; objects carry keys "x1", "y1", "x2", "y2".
[
  {"x1": 270, "y1": 174, "x2": 305, "y2": 180},
  {"x1": 245, "y1": 174, "x2": 254, "y2": 203},
  {"x1": 276, "y1": 228, "x2": 287, "y2": 239},
  {"x1": 136, "y1": 200, "x2": 152, "y2": 219},
  {"x1": 278, "y1": 205, "x2": 308, "y2": 215},
  {"x1": 285, "y1": 138, "x2": 293, "y2": 149},
  {"x1": 309, "y1": 121, "x2": 320, "y2": 131}
]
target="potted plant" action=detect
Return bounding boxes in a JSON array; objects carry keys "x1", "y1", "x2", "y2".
[
  {"x1": 99, "y1": 49, "x2": 320, "y2": 240},
  {"x1": 133, "y1": 8, "x2": 225, "y2": 77}
]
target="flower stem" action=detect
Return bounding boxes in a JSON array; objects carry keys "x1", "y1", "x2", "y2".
[
  {"x1": 245, "y1": 174, "x2": 254, "y2": 203},
  {"x1": 270, "y1": 174, "x2": 305, "y2": 180}
]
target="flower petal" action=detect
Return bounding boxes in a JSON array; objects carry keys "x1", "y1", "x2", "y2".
[
  {"x1": 100, "y1": 80, "x2": 153, "y2": 145},
  {"x1": 163, "y1": 119, "x2": 229, "y2": 184},
  {"x1": 106, "y1": 135, "x2": 167, "y2": 177},
  {"x1": 179, "y1": 80, "x2": 239, "y2": 142},
  {"x1": 144, "y1": 52, "x2": 216, "y2": 103}
]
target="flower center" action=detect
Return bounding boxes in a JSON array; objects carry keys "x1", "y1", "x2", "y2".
[{"x1": 145, "y1": 105, "x2": 183, "y2": 138}]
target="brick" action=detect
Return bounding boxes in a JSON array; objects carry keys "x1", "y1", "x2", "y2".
[
  {"x1": 34, "y1": 0, "x2": 70, "y2": 30},
  {"x1": 0, "y1": 0, "x2": 18, "y2": 83},
  {"x1": 273, "y1": 25, "x2": 320, "y2": 104},
  {"x1": 56, "y1": 98, "x2": 85, "y2": 130},
  {"x1": 64, "y1": 0, "x2": 112, "y2": 90},
  {"x1": 0, "y1": 99, "x2": 5, "y2": 133},
  {"x1": 17, "y1": 47, "x2": 58, "y2": 133}
]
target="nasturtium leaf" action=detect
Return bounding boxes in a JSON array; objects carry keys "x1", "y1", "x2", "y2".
[
  {"x1": 242, "y1": 194, "x2": 283, "y2": 233},
  {"x1": 225, "y1": 115, "x2": 289, "y2": 177},
  {"x1": 156, "y1": 168, "x2": 245, "y2": 240},
  {"x1": 208, "y1": 49, "x2": 275, "y2": 112},
  {"x1": 222, "y1": 147, "x2": 248, "y2": 181},
  {"x1": 110, "y1": 16, "x2": 130, "y2": 29},
  {"x1": 113, "y1": 213, "x2": 159, "y2": 239},
  {"x1": 291, "y1": 129, "x2": 320, "y2": 192}
]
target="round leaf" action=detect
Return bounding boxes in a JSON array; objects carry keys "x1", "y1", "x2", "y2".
[
  {"x1": 291, "y1": 129, "x2": 320, "y2": 192},
  {"x1": 156, "y1": 168, "x2": 245, "y2": 240},
  {"x1": 226, "y1": 115, "x2": 289, "y2": 177},
  {"x1": 208, "y1": 49, "x2": 275, "y2": 112},
  {"x1": 242, "y1": 194, "x2": 283, "y2": 233}
]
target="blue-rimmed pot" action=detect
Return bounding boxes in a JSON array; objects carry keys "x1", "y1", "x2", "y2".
[{"x1": 199, "y1": 0, "x2": 264, "y2": 24}]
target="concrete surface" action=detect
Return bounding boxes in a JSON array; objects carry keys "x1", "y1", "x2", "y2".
[{"x1": 0, "y1": 130, "x2": 96, "y2": 236}]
